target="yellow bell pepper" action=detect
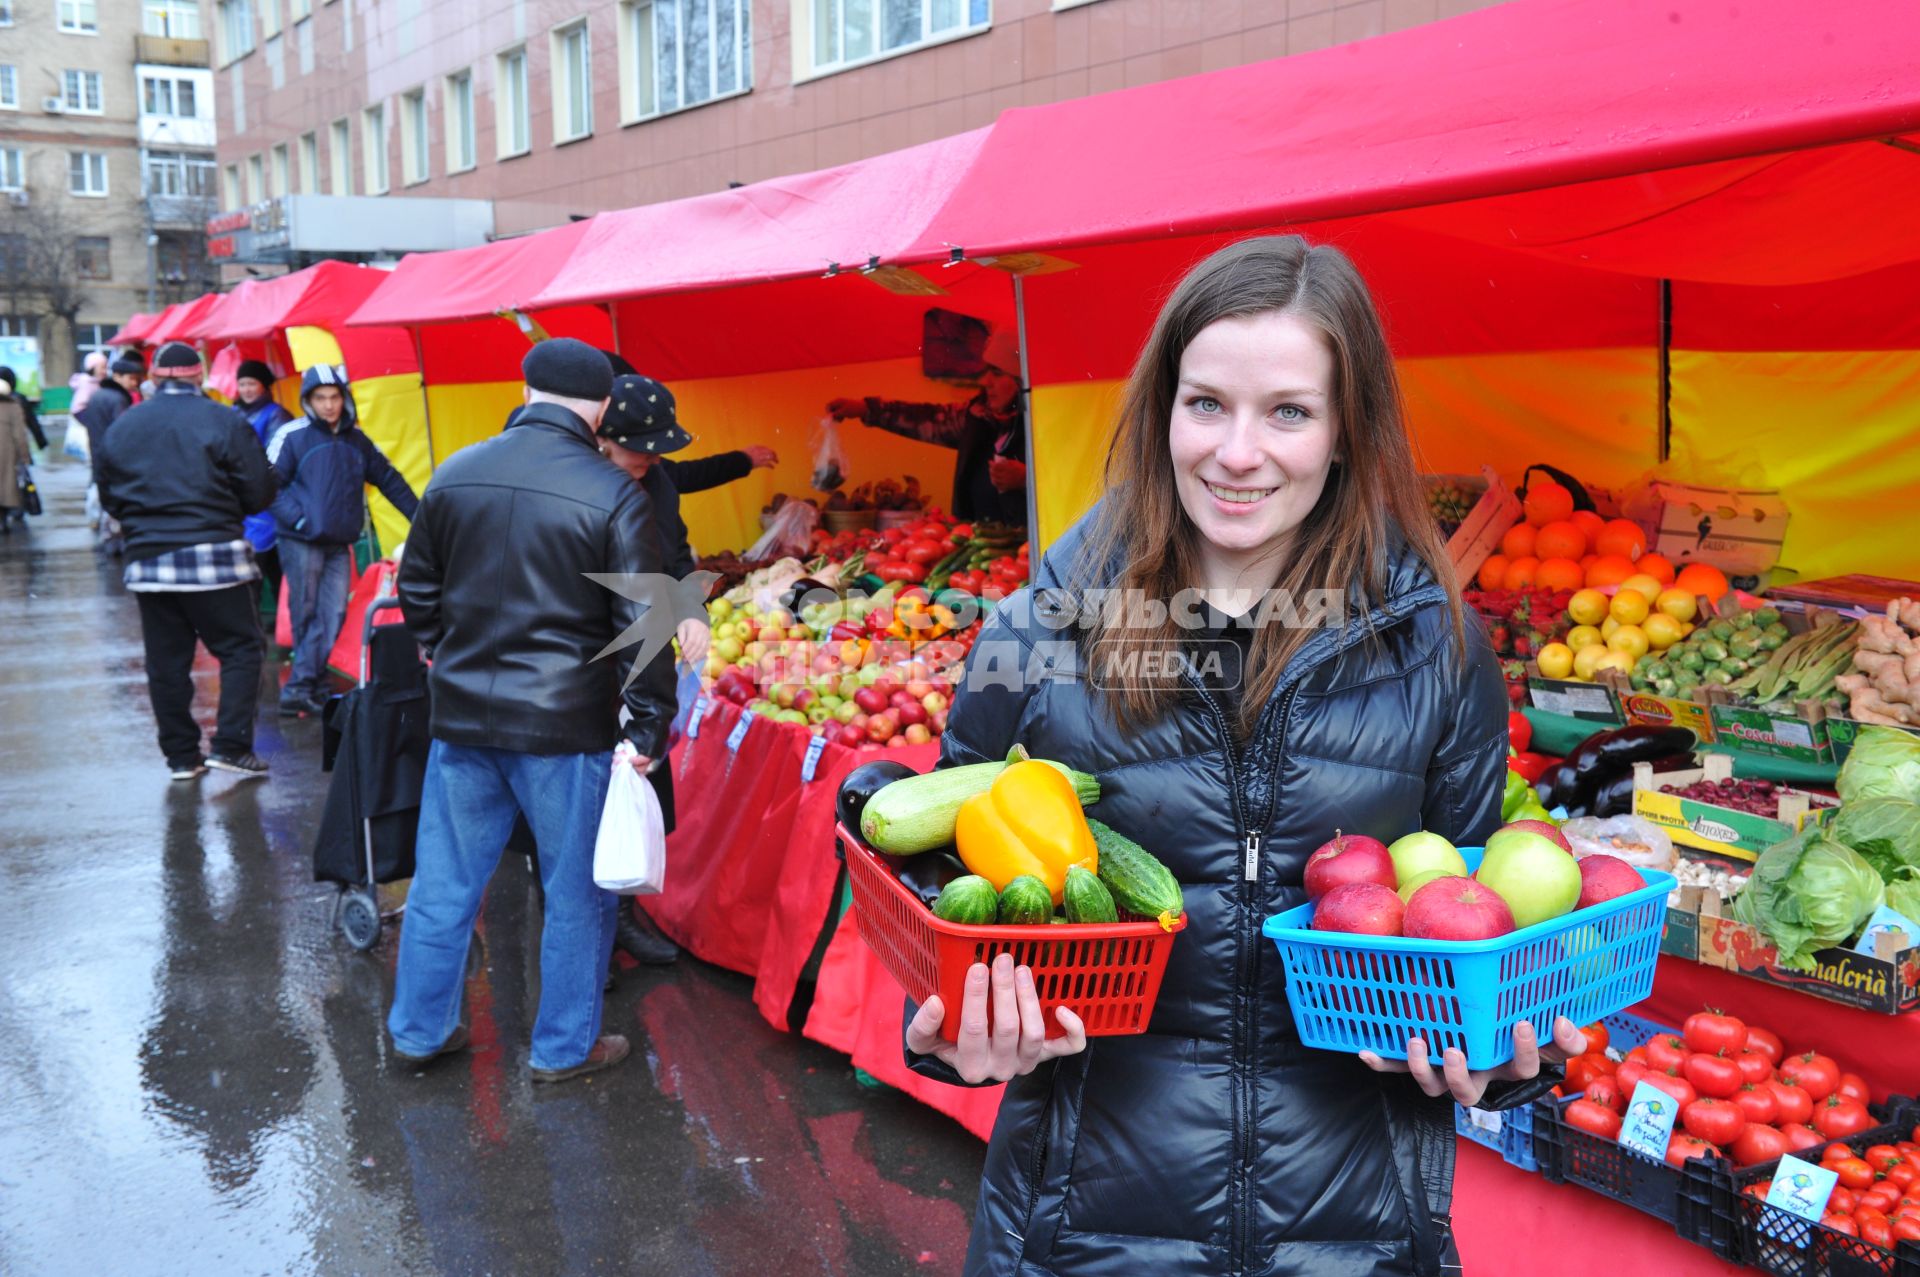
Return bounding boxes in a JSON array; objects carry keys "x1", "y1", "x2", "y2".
[{"x1": 955, "y1": 760, "x2": 1098, "y2": 902}]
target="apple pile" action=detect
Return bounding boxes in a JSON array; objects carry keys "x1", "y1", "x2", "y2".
[{"x1": 1307, "y1": 822, "x2": 1647, "y2": 940}]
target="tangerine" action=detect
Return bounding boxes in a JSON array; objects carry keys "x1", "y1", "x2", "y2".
[
  {"x1": 1524, "y1": 480, "x2": 1575, "y2": 528},
  {"x1": 1595, "y1": 519, "x2": 1647, "y2": 561},
  {"x1": 1585, "y1": 555, "x2": 1637, "y2": 588},
  {"x1": 1534, "y1": 520, "x2": 1588, "y2": 561},
  {"x1": 1500, "y1": 523, "x2": 1538, "y2": 559},
  {"x1": 1477, "y1": 554, "x2": 1510, "y2": 590},
  {"x1": 1503, "y1": 556, "x2": 1541, "y2": 588},
  {"x1": 1569, "y1": 510, "x2": 1607, "y2": 543},
  {"x1": 1675, "y1": 563, "x2": 1731, "y2": 601},
  {"x1": 1634, "y1": 552, "x2": 1677, "y2": 585},
  {"x1": 1536, "y1": 558, "x2": 1584, "y2": 592}
]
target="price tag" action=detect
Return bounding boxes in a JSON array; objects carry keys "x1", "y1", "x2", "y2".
[
  {"x1": 1618, "y1": 1082, "x2": 1681, "y2": 1161},
  {"x1": 726, "y1": 712, "x2": 753, "y2": 753},
  {"x1": 1464, "y1": 1108, "x2": 1503, "y2": 1136},
  {"x1": 801, "y1": 733, "x2": 829, "y2": 783},
  {"x1": 1764, "y1": 1156, "x2": 1839, "y2": 1225},
  {"x1": 686, "y1": 695, "x2": 711, "y2": 739}
]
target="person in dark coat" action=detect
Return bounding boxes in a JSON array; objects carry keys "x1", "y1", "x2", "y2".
[
  {"x1": 233, "y1": 359, "x2": 293, "y2": 625},
  {"x1": 904, "y1": 237, "x2": 1585, "y2": 1277},
  {"x1": 0, "y1": 363, "x2": 47, "y2": 453},
  {"x1": 79, "y1": 355, "x2": 144, "y2": 551}
]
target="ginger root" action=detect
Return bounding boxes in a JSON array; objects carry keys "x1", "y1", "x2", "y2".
[
  {"x1": 1896, "y1": 596, "x2": 1920, "y2": 635},
  {"x1": 1841, "y1": 674, "x2": 1918, "y2": 725},
  {"x1": 1859, "y1": 614, "x2": 1913, "y2": 655}
]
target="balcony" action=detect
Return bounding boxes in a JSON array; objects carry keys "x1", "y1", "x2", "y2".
[
  {"x1": 135, "y1": 35, "x2": 212, "y2": 68},
  {"x1": 147, "y1": 192, "x2": 219, "y2": 231}
]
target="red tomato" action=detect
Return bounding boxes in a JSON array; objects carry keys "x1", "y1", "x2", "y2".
[
  {"x1": 1683, "y1": 1098, "x2": 1746, "y2": 1147},
  {"x1": 1567, "y1": 1099, "x2": 1624, "y2": 1140},
  {"x1": 1615, "y1": 1061, "x2": 1648, "y2": 1095},
  {"x1": 1732, "y1": 1084, "x2": 1779, "y2": 1126},
  {"x1": 1780, "y1": 1052, "x2": 1841, "y2": 1102},
  {"x1": 1646, "y1": 1034, "x2": 1689, "y2": 1072},
  {"x1": 1822, "y1": 1213, "x2": 1859, "y2": 1238},
  {"x1": 1746, "y1": 1182, "x2": 1772, "y2": 1201},
  {"x1": 1580, "y1": 1022, "x2": 1609, "y2": 1056},
  {"x1": 1835, "y1": 1158, "x2": 1880, "y2": 1191},
  {"x1": 1781, "y1": 1123, "x2": 1826, "y2": 1154},
  {"x1": 1893, "y1": 1217, "x2": 1920, "y2": 1244},
  {"x1": 1744, "y1": 1026, "x2": 1785, "y2": 1064},
  {"x1": 1837, "y1": 1072, "x2": 1872, "y2": 1105},
  {"x1": 900, "y1": 541, "x2": 946, "y2": 566},
  {"x1": 1732, "y1": 1123, "x2": 1791, "y2": 1167},
  {"x1": 1860, "y1": 1184, "x2": 1904, "y2": 1215},
  {"x1": 1644, "y1": 1069, "x2": 1699, "y2": 1109},
  {"x1": 1866, "y1": 1146, "x2": 1905, "y2": 1171},
  {"x1": 1859, "y1": 1214, "x2": 1894, "y2": 1250},
  {"x1": 1734, "y1": 1050, "x2": 1776, "y2": 1086},
  {"x1": 1683, "y1": 1010, "x2": 1749, "y2": 1056},
  {"x1": 1887, "y1": 1164, "x2": 1918, "y2": 1191},
  {"x1": 1817, "y1": 1096, "x2": 1877, "y2": 1140},
  {"x1": 1624, "y1": 1045, "x2": 1648, "y2": 1065},
  {"x1": 1586, "y1": 1076, "x2": 1626, "y2": 1115},
  {"x1": 1770, "y1": 1079, "x2": 1815, "y2": 1126},
  {"x1": 1830, "y1": 1187, "x2": 1859, "y2": 1215},
  {"x1": 1666, "y1": 1133, "x2": 1720, "y2": 1168},
  {"x1": 1684, "y1": 1053, "x2": 1745, "y2": 1099}
]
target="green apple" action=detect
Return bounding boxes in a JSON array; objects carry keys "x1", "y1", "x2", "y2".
[
  {"x1": 833, "y1": 700, "x2": 860, "y2": 724},
  {"x1": 1387, "y1": 831, "x2": 1469, "y2": 885},
  {"x1": 708, "y1": 598, "x2": 734, "y2": 622},
  {"x1": 1473, "y1": 829, "x2": 1582, "y2": 929},
  {"x1": 1396, "y1": 868, "x2": 1453, "y2": 904}
]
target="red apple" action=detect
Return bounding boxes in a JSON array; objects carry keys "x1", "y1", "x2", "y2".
[
  {"x1": 866, "y1": 712, "x2": 898, "y2": 743},
  {"x1": 889, "y1": 690, "x2": 919, "y2": 710},
  {"x1": 1303, "y1": 831, "x2": 1396, "y2": 901},
  {"x1": 1403, "y1": 877, "x2": 1516, "y2": 941},
  {"x1": 853, "y1": 687, "x2": 889, "y2": 714},
  {"x1": 1314, "y1": 882, "x2": 1406, "y2": 936},
  {"x1": 894, "y1": 701, "x2": 928, "y2": 727},
  {"x1": 872, "y1": 678, "x2": 900, "y2": 700},
  {"x1": 835, "y1": 724, "x2": 865, "y2": 748},
  {"x1": 1576, "y1": 854, "x2": 1645, "y2": 909},
  {"x1": 905, "y1": 680, "x2": 933, "y2": 700},
  {"x1": 904, "y1": 723, "x2": 932, "y2": 745},
  {"x1": 1501, "y1": 818, "x2": 1572, "y2": 852},
  {"x1": 790, "y1": 689, "x2": 816, "y2": 713}
]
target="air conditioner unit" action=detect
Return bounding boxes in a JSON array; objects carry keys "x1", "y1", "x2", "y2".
[{"x1": 43, "y1": 96, "x2": 68, "y2": 113}]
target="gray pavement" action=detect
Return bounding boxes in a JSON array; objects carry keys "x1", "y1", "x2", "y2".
[{"x1": 0, "y1": 455, "x2": 983, "y2": 1277}]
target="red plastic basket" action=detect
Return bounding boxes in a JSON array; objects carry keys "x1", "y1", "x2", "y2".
[{"x1": 840, "y1": 823, "x2": 1187, "y2": 1041}]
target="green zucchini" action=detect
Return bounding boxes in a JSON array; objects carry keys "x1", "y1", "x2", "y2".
[
  {"x1": 1087, "y1": 818, "x2": 1185, "y2": 929},
  {"x1": 1062, "y1": 866, "x2": 1118, "y2": 924},
  {"x1": 931, "y1": 875, "x2": 999, "y2": 925},
  {"x1": 859, "y1": 747, "x2": 1101, "y2": 854}
]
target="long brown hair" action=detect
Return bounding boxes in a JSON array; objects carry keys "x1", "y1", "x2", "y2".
[{"x1": 1072, "y1": 235, "x2": 1463, "y2": 737}]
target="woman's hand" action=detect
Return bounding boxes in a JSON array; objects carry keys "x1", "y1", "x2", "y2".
[
  {"x1": 906, "y1": 954, "x2": 1087, "y2": 1084},
  {"x1": 1359, "y1": 1018, "x2": 1587, "y2": 1107},
  {"x1": 676, "y1": 616, "x2": 710, "y2": 666}
]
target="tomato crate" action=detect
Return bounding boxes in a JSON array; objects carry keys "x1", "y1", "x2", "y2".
[
  {"x1": 1263, "y1": 848, "x2": 1673, "y2": 1071},
  {"x1": 840, "y1": 824, "x2": 1188, "y2": 1042}
]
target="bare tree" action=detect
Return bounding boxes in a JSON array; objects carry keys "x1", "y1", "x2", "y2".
[{"x1": 0, "y1": 197, "x2": 92, "y2": 342}]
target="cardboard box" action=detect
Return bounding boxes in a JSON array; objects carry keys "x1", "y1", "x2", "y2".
[
  {"x1": 1525, "y1": 672, "x2": 1624, "y2": 723},
  {"x1": 1827, "y1": 717, "x2": 1920, "y2": 765},
  {"x1": 1664, "y1": 888, "x2": 1919, "y2": 1015},
  {"x1": 1621, "y1": 691, "x2": 1716, "y2": 743},
  {"x1": 1640, "y1": 482, "x2": 1790, "y2": 577},
  {"x1": 1445, "y1": 465, "x2": 1522, "y2": 587},
  {"x1": 1629, "y1": 757, "x2": 1837, "y2": 862},
  {"x1": 1707, "y1": 703, "x2": 1832, "y2": 764},
  {"x1": 1661, "y1": 892, "x2": 1701, "y2": 961}
]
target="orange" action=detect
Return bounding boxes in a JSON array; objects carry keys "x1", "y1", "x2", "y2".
[
  {"x1": 1524, "y1": 480, "x2": 1575, "y2": 528},
  {"x1": 1534, "y1": 520, "x2": 1588, "y2": 561},
  {"x1": 1500, "y1": 523, "x2": 1538, "y2": 559},
  {"x1": 1580, "y1": 553, "x2": 1599, "y2": 572},
  {"x1": 1569, "y1": 509, "x2": 1607, "y2": 543},
  {"x1": 1504, "y1": 556, "x2": 1541, "y2": 588},
  {"x1": 1585, "y1": 554, "x2": 1637, "y2": 588},
  {"x1": 1675, "y1": 563, "x2": 1731, "y2": 601},
  {"x1": 1595, "y1": 519, "x2": 1647, "y2": 562},
  {"x1": 1477, "y1": 554, "x2": 1510, "y2": 590},
  {"x1": 1535, "y1": 558, "x2": 1584, "y2": 592},
  {"x1": 1634, "y1": 552, "x2": 1676, "y2": 585}
]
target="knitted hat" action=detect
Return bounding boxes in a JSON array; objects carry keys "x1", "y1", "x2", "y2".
[
  {"x1": 236, "y1": 359, "x2": 276, "y2": 387},
  {"x1": 152, "y1": 342, "x2": 204, "y2": 377},
  {"x1": 522, "y1": 338, "x2": 612, "y2": 402},
  {"x1": 598, "y1": 373, "x2": 693, "y2": 455},
  {"x1": 110, "y1": 354, "x2": 146, "y2": 377}
]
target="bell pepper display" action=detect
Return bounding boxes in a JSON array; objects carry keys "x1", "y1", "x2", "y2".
[{"x1": 955, "y1": 760, "x2": 1098, "y2": 902}]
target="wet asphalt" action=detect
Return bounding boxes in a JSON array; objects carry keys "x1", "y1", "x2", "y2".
[{"x1": 0, "y1": 456, "x2": 983, "y2": 1277}]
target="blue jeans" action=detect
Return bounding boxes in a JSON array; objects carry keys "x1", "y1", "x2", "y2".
[
  {"x1": 388, "y1": 741, "x2": 617, "y2": 1071},
  {"x1": 279, "y1": 537, "x2": 351, "y2": 700}
]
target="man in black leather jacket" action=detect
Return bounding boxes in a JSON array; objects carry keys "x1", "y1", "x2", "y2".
[{"x1": 389, "y1": 339, "x2": 677, "y2": 1083}]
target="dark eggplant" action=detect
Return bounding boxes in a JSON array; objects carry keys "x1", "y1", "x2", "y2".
[
  {"x1": 1591, "y1": 771, "x2": 1638, "y2": 817},
  {"x1": 837, "y1": 760, "x2": 918, "y2": 834},
  {"x1": 1565, "y1": 725, "x2": 1698, "y2": 782},
  {"x1": 1540, "y1": 763, "x2": 1585, "y2": 812},
  {"x1": 892, "y1": 852, "x2": 970, "y2": 907}
]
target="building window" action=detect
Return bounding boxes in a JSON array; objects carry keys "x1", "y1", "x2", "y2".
[
  {"x1": 444, "y1": 70, "x2": 475, "y2": 172},
  {"x1": 62, "y1": 70, "x2": 105, "y2": 114},
  {"x1": 76, "y1": 323, "x2": 114, "y2": 362},
  {"x1": 0, "y1": 2, "x2": 12, "y2": 25},
  {"x1": 142, "y1": 74, "x2": 199, "y2": 117},
  {"x1": 0, "y1": 148, "x2": 23, "y2": 190},
  {"x1": 217, "y1": 0, "x2": 255, "y2": 61},
  {"x1": 362, "y1": 103, "x2": 388, "y2": 194},
  {"x1": 221, "y1": 161, "x2": 239, "y2": 205},
  {"x1": 329, "y1": 116, "x2": 349, "y2": 192},
  {"x1": 495, "y1": 46, "x2": 529, "y2": 157},
  {"x1": 144, "y1": 1, "x2": 203, "y2": 38},
  {"x1": 550, "y1": 20, "x2": 592, "y2": 143},
  {"x1": 626, "y1": 0, "x2": 752, "y2": 120},
  {"x1": 59, "y1": 0, "x2": 99, "y2": 33},
  {"x1": 811, "y1": 0, "x2": 986, "y2": 75},
  {"x1": 0, "y1": 316, "x2": 40, "y2": 339},
  {"x1": 75, "y1": 236, "x2": 111, "y2": 280},
  {"x1": 145, "y1": 149, "x2": 216, "y2": 196},
  {"x1": 297, "y1": 130, "x2": 317, "y2": 192},
  {"x1": 69, "y1": 151, "x2": 109, "y2": 196},
  {"x1": 259, "y1": 0, "x2": 279, "y2": 37},
  {"x1": 247, "y1": 152, "x2": 263, "y2": 200},
  {"x1": 0, "y1": 64, "x2": 16, "y2": 110},
  {"x1": 400, "y1": 87, "x2": 428, "y2": 183},
  {"x1": 271, "y1": 142, "x2": 289, "y2": 194},
  {"x1": 289, "y1": 0, "x2": 310, "y2": 17}
]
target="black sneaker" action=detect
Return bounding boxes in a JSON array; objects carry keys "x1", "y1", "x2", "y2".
[
  {"x1": 169, "y1": 757, "x2": 208, "y2": 781},
  {"x1": 208, "y1": 751, "x2": 270, "y2": 778}
]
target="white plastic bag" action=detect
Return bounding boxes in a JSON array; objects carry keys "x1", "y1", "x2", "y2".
[
  {"x1": 64, "y1": 419, "x2": 91, "y2": 462},
  {"x1": 1559, "y1": 814, "x2": 1675, "y2": 871},
  {"x1": 744, "y1": 500, "x2": 819, "y2": 561},
  {"x1": 810, "y1": 415, "x2": 848, "y2": 491},
  {"x1": 593, "y1": 742, "x2": 666, "y2": 895}
]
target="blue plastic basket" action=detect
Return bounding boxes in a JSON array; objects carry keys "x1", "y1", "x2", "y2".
[
  {"x1": 1455, "y1": 1095, "x2": 1539, "y2": 1172},
  {"x1": 1263, "y1": 847, "x2": 1675, "y2": 1071}
]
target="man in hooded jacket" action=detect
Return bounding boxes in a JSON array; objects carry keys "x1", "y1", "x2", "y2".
[
  {"x1": 267, "y1": 365, "x2": 419, "y2": 716},
  {"x1": 233, "y1": 360, "x2": 293, "y2": 626}
]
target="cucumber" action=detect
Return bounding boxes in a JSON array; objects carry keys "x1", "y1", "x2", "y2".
[
  {"x1": 997, "y1": 875, "x2": 1054, "y2": 926},
  {"x1": 1062, "y1": 866, "x2": 1118, "y2": 924},
  {"x1": 859, "y1": 747, "x2": 1102, "y2": 853},
  {"x1": 1087, "y1": 819, "x2": 1185, "y2": 929},
  {"x1": 931, "y1": 875, "x2": 999, "y2": 925}
]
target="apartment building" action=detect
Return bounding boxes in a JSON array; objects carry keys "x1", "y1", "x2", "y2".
[
  {"x1": 0, "y1": 0, "x2": 220, "y2": 376},
  {"x1": 209, "y1": 0, "x2": 1503, "y2": 254}
]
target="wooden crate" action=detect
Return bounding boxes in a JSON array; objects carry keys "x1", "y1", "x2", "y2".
[{"x1": 1447, "y1": 465, "x2": 1523, "y2": 586}]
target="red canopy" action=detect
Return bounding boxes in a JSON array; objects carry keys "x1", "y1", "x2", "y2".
[
  {"x1": 109, "y1": 312, "x2": 160, "y2": 345},
  {"x1": 899, "y1": 0, "x2": 1920, "y2": 282},
  {"x1": 347, "y1": 220, "x2": 595, "y2": 328},
  {"x1": 203, "y1": 261, "x2": 393, "y2": 340},
  {"x1": 144, "y1": 294, "x2": 223, "y2": 345}
]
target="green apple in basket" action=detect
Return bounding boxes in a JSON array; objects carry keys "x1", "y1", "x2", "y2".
[{"x1": 1472, "y1": 827, "x2": 1582, "y2": 929}]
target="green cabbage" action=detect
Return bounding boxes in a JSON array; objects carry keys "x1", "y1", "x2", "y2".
[
  {"x1": 1729, "y1": 828, "x2": 1886, "y2": 970},
  {"x1": 1888, "y1": 875, "x2": 1920, "y2": 930},
  {"x1": 1825, "y1": 798, "x2": 1920, "y2": 883},
  {"x1": 1836, "y1": 726, "x2": 1920, "y2": 804}
]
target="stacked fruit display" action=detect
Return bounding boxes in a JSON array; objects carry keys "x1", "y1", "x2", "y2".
[
  {"x1": 1535, "y1": 580, "x2": 1705, "y2": 682},
  {"x1": 1745, "y1": 1133, "x2": 1920, "y2": 1250},
  {"x1": 1425, "y1": 474, "x2": 1483, "y2": 533},
  {"x1": 1304, "y1": 821, "x2": 1648, "y2": 939}
]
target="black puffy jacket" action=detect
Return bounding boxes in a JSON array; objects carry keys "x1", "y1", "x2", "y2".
[
  {"x1": 397, "y1": 403, "x2": 677, "y2": 759},
  {"x1": 95, "y1": 382, "x2": 276, "y2": 561},
  {"x1": 913, "y1": 502, "x2": 1531, "y2": 1277}
]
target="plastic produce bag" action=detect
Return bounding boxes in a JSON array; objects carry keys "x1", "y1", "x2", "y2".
[
  {"x1": 1559, "y1": 814, "x2": 1675, "y2": 871},
  {"x1": 593, "y1": 742, "x2": 666, "y2": 895},
  {"x1": 64, "y1": 419, "x2": 90, "y2": 462},
  {"x1": 810, "y1": 415, "x2": 848, "y2": 491},
  {"x1": 744, "y1": 500, "x2": 819, "y2": 561}
]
